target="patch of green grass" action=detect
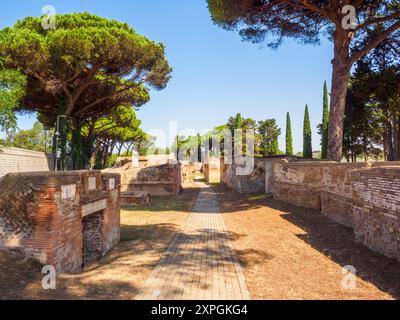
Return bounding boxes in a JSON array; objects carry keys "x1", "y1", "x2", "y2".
[
  {"x1": 122, "y1": 192, "x2": 197, "y2": 214},
  {"x1": 245, "y1": 194, "x2": 268, "y2": 201},
  {"x1": 189, "y1": 174, "x2": 205, "y2": 182}
]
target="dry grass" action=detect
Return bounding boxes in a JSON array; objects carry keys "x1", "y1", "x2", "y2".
[
  {"x1": 216, "y1": 184, "x2": 400, "y2": 300},
  {"x1": 0, "y1": 185, "x2": 198, "y2": 300}
]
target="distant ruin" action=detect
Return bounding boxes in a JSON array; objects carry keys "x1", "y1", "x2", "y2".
[{"x1": 211, "y1": 156, "x2": 400, "y2": 262}]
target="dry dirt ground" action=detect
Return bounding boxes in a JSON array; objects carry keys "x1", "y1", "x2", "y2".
[
  {"x1": 216, "y1": 184, "x2": 400, "y2": 300},
  {"x1": 0, "y1": 185, "x2": 198, "y2": 300}
]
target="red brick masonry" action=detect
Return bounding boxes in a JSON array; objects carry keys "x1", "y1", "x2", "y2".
[{"x1": 0, "y1": 171, "x2": 121, "y2": 273}]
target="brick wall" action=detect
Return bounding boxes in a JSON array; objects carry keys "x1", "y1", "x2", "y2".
[
  {"x1": 221, "y1": 156, "x2": 306, "y2": 194},
  {"x1": 272, "y1": 160, "x2": 369, "y2": 227},
  {"x1": 0, "y1": 171, "x2": 121, "y2": 273},
  {"x1": 352, "y1": 167, "x2": 400, "y2": 260},
  {"x1": 115, "y1": 163, "x2": 181, "y2": 196},
  {"x1": 272, "y1": 160, "x2": 400, "y2": 261},
  {"x1": 0, "y1": 148, "x2": 53, "y2": 178}
]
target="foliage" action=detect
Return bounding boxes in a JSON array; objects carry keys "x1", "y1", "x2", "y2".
[
  {"x1": 0, "y1": 68, "x2": 27, "y2": 146},
  {"x1": 0, "y1": 13, "x2": 171, "y2": 167},
  {"x1": 82, "y1": 106, "x2": 142, "y2": 169},
  {"x1": 343, "y1": 35, "x2": 399, "y2": 161},
  {"x1": 257, "y1": 119, "x2": 281, "y2": 156},
  {"x1": 8, "y1": 121, "x2": 53, "y2": 152},
  {"x1": 285, "y1": 112, "x2": 293, "y2": 156},
  {"x1": 207, "y1": 0, "x2": 400, "y2": 161},
  {"x1": 303, "y1": 105, "x2": 312, "y2": 158},
  {"x1": 320, "y1": 81, "x2": 330, "y2": 159}
]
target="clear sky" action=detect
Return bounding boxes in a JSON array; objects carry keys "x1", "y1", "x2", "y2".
[{"x1": 1, "y1": 0, "x2": 334, "y2": 153}]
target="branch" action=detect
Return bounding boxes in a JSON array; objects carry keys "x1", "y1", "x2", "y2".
[
  {"x1": 75, "y1": 85, "x2": 134, "y2": 116},
  {"x1": 355, "y1": 11, "x2": 400, "y2": 32},
  {"x1": 350, "y1": 20, "x2": 400, "y2": 64},
  {"x1": 254, "y1": 0, "x2": 335, "y2": 21}
]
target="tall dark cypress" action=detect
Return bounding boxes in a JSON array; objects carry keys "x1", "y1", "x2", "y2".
[
  {"x1": 286, "y1": 112, "x2": 293, "y2": 156},
  {"x1": 197, "y1": 133, "x2": 202, "y2": 162},
  {"x1": 303, "y1": 105, "x2": 313, "y2": 158},
  {"x1": 321, "y1": 81, "x2": 330, "y2": 159}
]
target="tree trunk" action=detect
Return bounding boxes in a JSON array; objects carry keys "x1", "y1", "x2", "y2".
[
  {"x1": 392, "y1": 113, "x2": 399, "y2": 160},
  {"x1": 117, "y1": 143, "x2": 123, "y2": 157},
  {"x1": 396, "y1": 114, "x2": 400, "y2": 161},
  {"x1": 327, "y1": 34, "x2": 352, "y2": 162},
  {"x1": 71, "y1": 119, "x2": 82, "y2": 170},
  {"x1": 386, "y1": 113, "x2": 394, "y2": 160}
]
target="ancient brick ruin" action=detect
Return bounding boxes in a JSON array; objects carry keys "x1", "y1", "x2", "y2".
[
  {"x1": 0, "y1": 171, "x2": 121, "y2": 273},
  {"x1": 219, "y1": 157, "x2": 400, "y2": 262}
]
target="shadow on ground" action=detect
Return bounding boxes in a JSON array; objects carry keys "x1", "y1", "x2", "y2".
[
  {"x1": 216, "y1": 183, "x2": 400, "y2": 299},
  {"x1": 271, "y1": 200, "x2": 400, "y2": 299}
]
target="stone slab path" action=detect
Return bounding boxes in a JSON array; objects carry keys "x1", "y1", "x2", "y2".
[{"x1": 135, "y1": 183, "x2": 250, "y2": 300}]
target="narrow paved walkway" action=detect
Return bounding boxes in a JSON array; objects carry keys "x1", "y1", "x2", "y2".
[{"x1": 135, "y1": 183, "x2": 249, "y2": 300}]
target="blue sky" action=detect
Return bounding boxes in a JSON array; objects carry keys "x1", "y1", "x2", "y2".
[{"x1": 1, "y1": 0, "x2": 334, "y2": 152}]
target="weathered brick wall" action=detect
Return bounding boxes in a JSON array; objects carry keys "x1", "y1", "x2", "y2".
[
  {"x1": 352, "y1": 167, "x2": 400, "y2": 260},
  {"x1": 116, "y1": 163, "x2": 181, "y2": 196},
  {"x1": 222, "y1": 157, "x2": 266, "y2": 193},
  {"x1": 272, "y1": 161, "x2": 400, "y2": 261},
  {"x1": 0, "y1": 175, "x2": 35, "y2": 248},
  {"x1": 221, "y1": 156, "x2": 306, "y2": 194},
  {"x1": 0, "y1": 171, "x2": 121, "y2": 273},
  {"x1": 272, "y1": 161, "x2": 400, "y2": 228},
  {"x1": 272, "y1": 160, "x2": 370, "y2": 227},
  {"x1": 0, "y1": 148, "x2": 53, "y2": 178},
  {"x1": 102, "y1": 173, "x2": 121, "y2": 253}
]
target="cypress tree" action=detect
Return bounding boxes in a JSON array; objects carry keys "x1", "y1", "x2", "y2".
[
  {"x1": 286, "y1": 112, "x2": 293, "y2": 156},
  {"x1": 321, "y1": 81, "x2": 330, "y2": 159},
  {"x1": 197, "y1": 133, "x2": 202, "y2": 162},
  {"x1": 232, "y1": 113, "x2": 243, "y2": 157},
  {"x1": 235, "y1": 113, "x2": 243, "y2": 129},
  {"x1": 303, "y1": 105, "x2": 313, "y2": 158}
]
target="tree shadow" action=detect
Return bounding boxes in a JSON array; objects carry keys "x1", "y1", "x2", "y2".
[
  {"x1": 134, "y1": 226, "x2": 263, "y2": 299},
  {"x1": 0, "y1": 251, "x2": 143, "y2": 300},
  {"x1": 0, "y1": 221, "x2": 187, "y2": 300},
  {"x1": 264, "y1": 199, "x2": 400, "y2": 299},
  {"x1": 215, "y1": 184, "x2": 269, "y2": 213}
]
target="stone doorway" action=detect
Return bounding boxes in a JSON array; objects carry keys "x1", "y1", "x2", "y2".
[{"x1": 82, "y1": 210, "x2": 104, "y2": 266}]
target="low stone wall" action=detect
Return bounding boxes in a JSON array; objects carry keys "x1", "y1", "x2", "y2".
[
  {"x1": 119, "y1": 163, "x2": 181, "y2": 196},
  {"x1": 0, "y1": 170, "x2": 121, "y2": 273},
  {"x1": 272, "y1": 160, "x2": 400, "y2": 261},
  {"x1": 0, "y1": 147, "x2": 53, "y2": 178},
  {"x1": 222, "y1": 157, "x2": 267, "y2": 194},
  {"x1": 352, "y1": 167, "x2": 400, "y2": 260},
  {"x1": 221, "y1": 156, "x2": 305, "y2": 194},
  {"x1": 272, "y1": 160, "x2": 369, "y2": 227},
  {"x1": 273, "y1": 160, "x2": 400, "y2": 228}
]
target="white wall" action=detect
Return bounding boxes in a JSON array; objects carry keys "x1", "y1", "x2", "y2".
[{"x1": 0, "y1": 147, "x2": 52, "y2": 178}]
